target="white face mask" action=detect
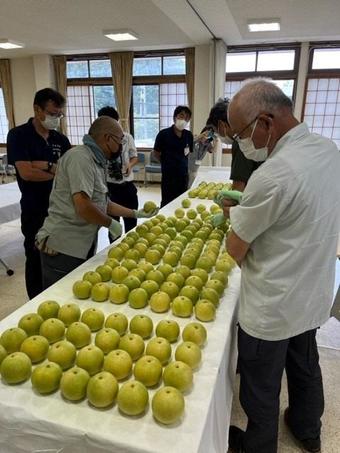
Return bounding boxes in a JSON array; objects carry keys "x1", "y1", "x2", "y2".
[
  {"x1": 237, "y1": 119, "x2": 271, "y2": 162},
  {"x1": 175, "y1": 119, "x2": 188, "y2": 130},
  {"x1": 41, "y1": 115, "x2": 61, "y2": 130}
]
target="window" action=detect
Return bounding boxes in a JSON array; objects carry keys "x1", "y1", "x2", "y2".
[
  {"x1": 0, "y1": 88, "x2": 9, "y2": 143},
  {"x1": 66, "y1": 59, "x2": 112, "y2": 78},
  {"x1": 132, "y1": 52, "x2": 187, "y2": 147},
  {"x1": 67, "y1": 85, "x2": 115, "y2": 145},
  {"x1": 66, "y1": 52, "x2": 188, "y2": 147},
  {"x1": 312, "y1": 49, "x2": 340, "y2": 70},
  {"x1": 133, "y1": 83, "x2": 188, "y2": 147},
  {"x1": 225, "y1": 46, "x2": 298, "y2": 101},
  {"x1": 133, "y1": 85, "x2": 159, "y2": 147},
  {"x1": 163, "y1": 56, "x2": 186, "y2": 75},
  {"x1": 66, "y1": 58, "x2": 115, "y2": 144},
  {"x1": 225, "y1": 79, "x2": 295, "y2": 99},
  {"x1": 133, "y1": 58, "x2": 162, "y2": 76},
  {"x1": 133, "y1": 55, "x2": 185, "y2": 76},
  {"x1": 303, "y1": 45, "x2": 340, "y2": 148},
  {"x1": 226, "y1": 52, "x2": 256, "y2": 73}
]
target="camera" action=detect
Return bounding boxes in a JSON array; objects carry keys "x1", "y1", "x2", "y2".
[{"x1": 108, "y1": 157, "x2": 123, "y2": 181}]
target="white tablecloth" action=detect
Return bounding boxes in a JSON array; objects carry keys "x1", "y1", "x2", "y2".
[
  {"x1": 0, "y1": 167, "x2": 240, "y2": 453},
  {"x1": 0, "y1": 182, "x2": 21, "y2": 224}
]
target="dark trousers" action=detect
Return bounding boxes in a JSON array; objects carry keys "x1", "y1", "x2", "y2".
[
  {"x1": 21, "y1": 210, "x2": 47, "y2": 299},
  {"x1": 107, "y1": 181, "x2": 138, "y2": 243},
  {"x1": 40, "y1": 243, "x2": 96, "y2": 290},
  {"x1": 238, "y1": 327, "x2": 324, "y2": 453},
  {"x1": 160, "y1": 174, "x2": 188, "y2": 208}
]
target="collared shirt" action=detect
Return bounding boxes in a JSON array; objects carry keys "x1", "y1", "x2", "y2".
[
  {"x1": 36, "y1": 144, "x2": 108, "y2": 260},
  {"x1": 6, "y1": 118, "x2": 71, "y2": 213},
  {"x1": 106, "y1": 132, "x2": 137, "y2": 184},
  {"x1": 154, "y1": 125, "x2": 193, "y2": 178},
  {"x1": 230, "y1": 123, "x2": 340, "y2": 341}
]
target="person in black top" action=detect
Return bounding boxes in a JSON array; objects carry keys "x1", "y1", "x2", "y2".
[
  {"x1": 206, "y1": 98, "x2": 264, "y2": 191},
  {"x1": 7, "y1": 88, "x2": 71, "y2": 299},
  {"x1": 230, "y1": 142, "x2": 262, "y2": 191},
  {"x1": 153, "y1": 106, "x2": 193, "y2": 207}
]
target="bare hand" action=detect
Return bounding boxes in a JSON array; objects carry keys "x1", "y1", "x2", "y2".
[
  {"x1": 222, "y1": 198, "x2": 237, "y2": 218},
  {"x1": 124, "y1": 166, "x2": 131, "y2": 176}
]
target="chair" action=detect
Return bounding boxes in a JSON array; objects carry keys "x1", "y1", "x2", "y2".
[
  {"x1": 133, "y1": 152, "x2": 146, "y2": 185},
  {"x1": 144, "y1": 152, "x2": 161, "y2": 186},
  {"x1": 0, "y1": 154, "x2": 15, "y2": 183}
]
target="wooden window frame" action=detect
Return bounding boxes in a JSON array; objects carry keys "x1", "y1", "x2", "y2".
[
  {"x1": 66, "y1": 51, "x2": 187, "y2": 148},
  {"x1": 301, "y1": 42, "x2": 340, "y2": 149},
  {"x1": 225, "y1": 43, "x2": 301, "y2": 103},
  {"x1": 302, "y1": 42, "x2": 340, "y2": 121}
]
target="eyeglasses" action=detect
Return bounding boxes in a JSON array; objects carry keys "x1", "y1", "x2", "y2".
[
  {"x1": 232, "y1": 117, "x2": 258, "y2": 142},
  {"x1": 109, "y1": 134, "x2": 124, "y2": 145},
  {"x1": 45, "y1": 110, "x2": 64, "y2": 119}
]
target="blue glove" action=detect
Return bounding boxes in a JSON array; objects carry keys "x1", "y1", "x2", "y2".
[
  {"x1": 108, "y1": 219, "x2": 123, "y2": 239},
  {"x1": 214, "y1": 190, "x2": 243, "y2": 208},
  {"x1": 133, "y1": 207, "x2": 159, "y2": 218}
]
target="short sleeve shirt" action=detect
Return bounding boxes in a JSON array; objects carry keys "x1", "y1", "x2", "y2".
[
  {"x1": 36, "y1": 145, "x2": 108, "y2": 260},
  {"x1": 6, "y1": 118, "x2": 71, "y2": 213},
  {"x1": 230, "y1": 123, "x2": 340, "y2": 341},
  {"x1": 230, "y1": 141, "x2": 262, "y2": 184},
  {"x1": 154, "y1": 126, "x2": 193, "y2": 178},
  {"x1": 106, "y1": 132, "x2": 137, "y2": 184}
]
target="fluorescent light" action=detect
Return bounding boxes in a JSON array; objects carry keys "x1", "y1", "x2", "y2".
[
  {"x1": 103, "y1": 30, "x2": 138, "y2": 42},
  {"x1": 0, "y1": 39, "x2": 24, "y2": 49},
  {"x1": 247, "y1": 20, "x2": 280, "y2": 32}
]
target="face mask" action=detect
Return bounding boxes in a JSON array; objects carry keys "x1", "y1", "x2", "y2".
[
  {"x1": 238, "y1": 119, "x2": 271, "y2": 162},
  {"x1": 41, "y1": 115, "x2": 60, "y2": 130},
  {"x1": 175, "y1": 119, "x2": 187, "y2": 130},
  {"x1": 111, "y1": 143, "x2": 122, "y2": 160}
]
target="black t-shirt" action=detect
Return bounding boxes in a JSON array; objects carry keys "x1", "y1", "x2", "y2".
[
  {"x1": 154, "y1": 126, "x2": 193, "y2": 178},
  {"x1": 7, "y1": 118, "x2": 71, "y2": 213},
  {"x1": 230, "y1": 141, "x2": 263, "y2": 184}
]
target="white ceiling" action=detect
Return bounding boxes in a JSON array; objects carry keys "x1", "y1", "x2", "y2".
[{"x1": 0, "y1": 0, "x2": 339, "y2": 59}]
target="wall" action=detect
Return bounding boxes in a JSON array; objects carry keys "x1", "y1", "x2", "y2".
[
  {"x1": 193, "y1": 44, "x2": 212, "y2": 136},
  {"x1": 11, "y1": 58, "x2": 36, "y2": 126},
  {"x1": 293, "y1": 42, "x2": 309, "y2": 121},
  {"x1": 10, "y1": 55, "x2": 55, "y2": 126}
]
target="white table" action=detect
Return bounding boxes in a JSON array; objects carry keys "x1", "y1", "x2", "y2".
[
  {"x1": 0, "y1": 181, "x2": 20, "y2": 224},
  {"x1": 0, "y1": 181, "x2": 21, "y2": 275},
  {"x1": 0, "y1": 167, "x2": 240, "y2": 453}
]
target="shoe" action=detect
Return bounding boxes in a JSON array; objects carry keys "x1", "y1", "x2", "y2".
[
  {"x1": 284, "y1": 408, "x2": 321, "y2": 452},
  {"x1": 228, "y1": 426, "x2": 245, "y2": 453}
]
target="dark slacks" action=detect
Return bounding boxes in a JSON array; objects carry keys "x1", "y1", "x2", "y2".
[
  {"x1": 238, "y1": 326, "x2": 324, "y2": 453},
  {"x1": 40, "y1": 244, "x2": 96, "y2": 290},
  {"x1": 107, "y1": 181, "x2": 138, "y2": 242},
  {"x1": 21, "y1": 210, "x2": 47, "y2": 299},
  {"x1": 160, "y1": 174, "x2": 188, "y2": 208}
]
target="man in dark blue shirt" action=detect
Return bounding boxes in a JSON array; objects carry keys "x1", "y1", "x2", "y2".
[
  {"x1": 7, "y1": 88, "x2": 71, "y2": 299},
  {"x1": 153, "y1": 105, "x2": 193, "y2": 207}
]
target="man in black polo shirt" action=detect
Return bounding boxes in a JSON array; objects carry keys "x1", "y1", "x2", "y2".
[
  {"x1": 7, "y1": 88, "x2": 71, "y2": 299},
  {"x1": 153, "y1": 105, "x2": 193, "y2": 207}
]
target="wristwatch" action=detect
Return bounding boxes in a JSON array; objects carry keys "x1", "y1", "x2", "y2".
[{"x1": 47, "y1": 161, "x2": 53, "y2": 173}]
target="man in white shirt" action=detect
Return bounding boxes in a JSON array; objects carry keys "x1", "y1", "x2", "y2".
[
  {"x1": 98, "y1": 107, "x2": 139, "y2": 241},
  {"x1": 224, "y1": 79, "x2": 340, "y2": 453}
]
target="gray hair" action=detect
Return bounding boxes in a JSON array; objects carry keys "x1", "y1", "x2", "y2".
[
  {"x1": 88, "y1": 116, "x2": 121, "y2": 139},
  {"x1": 231, "y1": 78, "x2": 293, "y2": 122}
]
